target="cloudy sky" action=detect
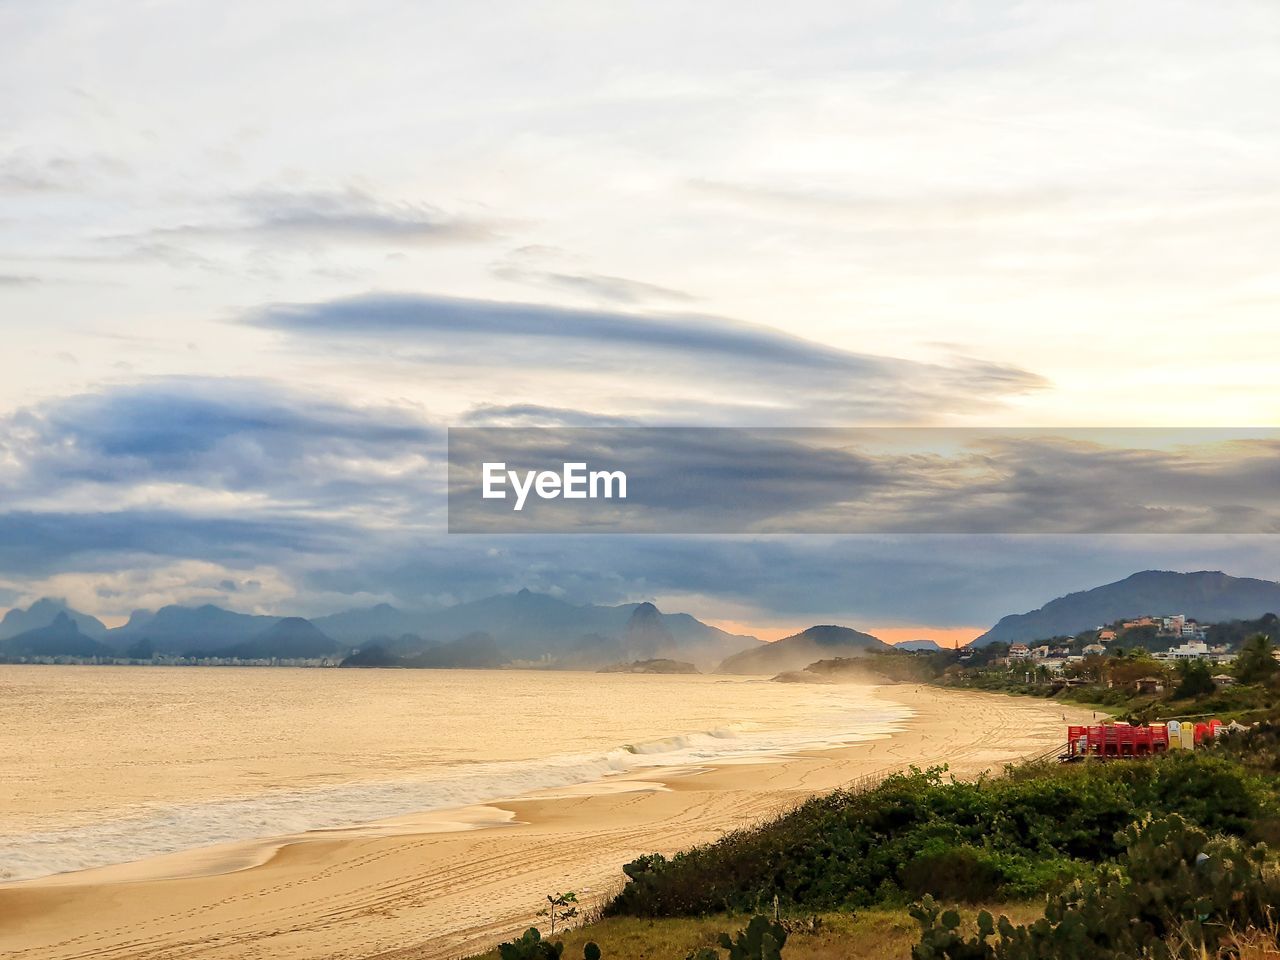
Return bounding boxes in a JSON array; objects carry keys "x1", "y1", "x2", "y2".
[{"x1": 2, "y1": 1, "x2": 1278, "y2": 638}]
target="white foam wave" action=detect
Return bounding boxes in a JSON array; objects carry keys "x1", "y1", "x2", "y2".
[{"x1": 1, "y1": 695, "x2": 909, "y2": 883}]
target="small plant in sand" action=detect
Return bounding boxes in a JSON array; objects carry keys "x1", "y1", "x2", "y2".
[{"x1": 537, "y1": 891, "x2": 580, "y2": 936}]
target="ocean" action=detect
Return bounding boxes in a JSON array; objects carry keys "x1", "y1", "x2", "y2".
[{"x1": 0, "y1": 664, "x2": 909, "y2": 883}]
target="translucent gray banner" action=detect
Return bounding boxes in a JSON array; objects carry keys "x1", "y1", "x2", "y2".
[{"x1": 447, "y1": 427, "x2": 1280, "y2": 534}]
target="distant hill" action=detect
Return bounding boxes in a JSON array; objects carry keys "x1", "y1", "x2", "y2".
[
  {"x1": 0, "y1": 612, "x2": 114, "y2": 658},
  {"x1": 718, "y1": 625, "x2": 890, "y2": 675},
  {"x1": 220, "y1": 618, "x2": 340, "y2": 660},
  {"x1": 408, "y1": 590, "x2": 758, "y2": 669},
  {"x1": 405, "y1": 632, "x2": 505, "y2": 669},
  {"x1": 894, "y1": 639, "x2": 943, "y2": 652},
  {"x1": 598, "y1": 658, "x2": 699, "y2": 674},
  {"x1": 2, "y1": 591, "x2": 759, "y2": 667},
  {"x1": 312, "y1": 604, "x2": 424, "y2": 644},
  {"x1": 107, "y1": 604, "x2": 275, "y2": 653},
  {"x1": 973, "y1": 570, "x2": 1280, "y2": 646},
  {"x1": 0, "y1": 599, "x2": 107, "y2": 641}
]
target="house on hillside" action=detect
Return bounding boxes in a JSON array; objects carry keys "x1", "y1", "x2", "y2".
[
  {"x1": 1082, "y1": 643, "x2": 1106, "y2": 656},
  {"x1": 1134, "y1": 676, "x2": 1164, "y2": 695},
  {"x1": 1213, "y1": 674, "x2": 1237, "y2": 688},
  {"x1": 1008, "y1": 643, "x2": 1031, "y2": 660}
]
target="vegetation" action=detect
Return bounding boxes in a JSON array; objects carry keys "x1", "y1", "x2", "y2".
[
  {"x1": 1236, "y1": 633, "x2": 1279, "y2": 685},
  {"x1": 936, "y1": 630, "x2": 1280, "y2": 726},
  {"x1": 539, "y1": 892, "x2": 581, "y2": 936},
  {"x1": 911, "y1": 814, "x2": 1278, "y2": 960},
  {"x1": 606, "y1": 747, "x2": 1279, "y2": 918},
  {"x1": 1171, "y1": 659, "x2": 1215, "y2": 699},
  {"x1": 484, "y1": 619, "x2": 1280, "y2": 960}
]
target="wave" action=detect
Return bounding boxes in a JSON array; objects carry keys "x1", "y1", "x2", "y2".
[{"x1": 0, "y1": 696, "x2": 909, "y2": 883}]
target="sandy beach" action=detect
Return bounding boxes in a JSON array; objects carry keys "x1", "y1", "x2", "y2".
[{"x1": 0, "y1": 686, "x2": 1094, "y2": 960}]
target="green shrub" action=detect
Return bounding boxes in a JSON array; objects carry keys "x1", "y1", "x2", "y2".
[
  {"x1": 608, "y1": 748, "x2": 1279, "y2": 918},
  {"x1": 911, "y1": 814, "x2": 1280, "y2": 960},
  {"x1": 499, "y1": 928, "x2": 565, "y2": 960}
]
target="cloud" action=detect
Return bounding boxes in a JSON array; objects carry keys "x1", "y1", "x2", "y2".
[
  {"x1": 248, "y1": 292, "x2": 1048, "y2": 423},
  {"x1": 492, "y1": 263, "x2": 696, "y2": 305},
  {"x1": 114, "y1": 188, "x2": 500, "y2": 251},
  {"x1": 1, "y1": 378, "x2": 440, "y2": 521},
  {"x1": 0, "y1": 152, "x2": 129, "y2": 194},
  {"x1": 459, "y1": 403, "x2": 640, "y2": 428},
  {"x1": 446, "y1": 428, "x2": 1280, "y2": 534}
]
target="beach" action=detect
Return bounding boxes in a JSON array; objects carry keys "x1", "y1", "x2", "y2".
[{"x1": 0, "y1": 683, "x2": 1093, "y2": 960}]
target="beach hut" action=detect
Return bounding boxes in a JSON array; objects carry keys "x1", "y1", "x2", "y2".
[
  {"x1": 1180, "y1": 724, "x2": 1196, "y2": 750},
  {"x1": 1151, "y1": 724, "x2": 1170, "y2": 752}
]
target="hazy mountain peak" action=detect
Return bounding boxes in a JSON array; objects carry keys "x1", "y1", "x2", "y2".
[
  {"x1": 0, "y1": 598, "x2": 108, "y2": 641},
  {"x1": 718, "y1": 623, "x2": 887, "y2": 675}
]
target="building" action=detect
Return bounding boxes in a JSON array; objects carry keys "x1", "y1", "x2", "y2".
[
  {"x1": 1099, "y1": 629, "x2": 1118, "y2": 642},
  {"x1": 1123, "y1": 616, "x2": 1156, "y2": 630},
  {"x1": 1134, "y1": 676, "x2": 1164, "y2": 695},
  {"x1": 1082, "y1": 643, "x2": 1106, "y2": 656},
  {"x1": 1008, "y1": 643, "x2": 1031, "y2": 659},
  {"x1": 1155, "y1": 640, "x2": 1208, "y2": 660},
  {"x1": 1031, "y1": 644, "x2": 1051, "y2": 659},
  {"x1": 1153, "y1": 640, "x2": 1232, "y2": 664},
  {"x1": 1213, "y1": 674, "x2": 1237, "y2": 688}
]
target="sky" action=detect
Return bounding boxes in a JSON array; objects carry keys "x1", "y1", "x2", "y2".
[{"x1": 1, "y1": 1, "x2": 1278, "y2": 638}]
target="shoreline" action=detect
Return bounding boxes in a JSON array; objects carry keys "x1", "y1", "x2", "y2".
[{"x1": 0, "y1": 685, "x2": 1093, "y2": 960}]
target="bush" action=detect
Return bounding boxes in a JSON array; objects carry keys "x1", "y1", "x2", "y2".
[
  {"x1": 911, "y1": 814, "x2": 1280, "y2": 960},
  {"x1": 607, "y1": 749, "x2": 1278, "y2": 918},
  {"x1": 499, "y1": 928, "x2": 564, "y2": 960}
]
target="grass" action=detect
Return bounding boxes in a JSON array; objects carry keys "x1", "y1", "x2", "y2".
[{"x1": 467, "y1": 904, "x2": 1048, "y2": 960}]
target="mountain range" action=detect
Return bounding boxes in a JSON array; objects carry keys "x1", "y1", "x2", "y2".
[
  {"x1": 0, "y1": 590, "x2": 760, "y2": 670},
  {"x1": 6, "y1": 569, "x2": 1279, "y2": 668},
  {"x1": 972, "y1": 570, "x2": 1280, "y2": 646}
]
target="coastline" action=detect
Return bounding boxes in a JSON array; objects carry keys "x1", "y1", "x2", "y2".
[{"x1": 0, "y1": 685, "x2": 1094, "y2": 960}]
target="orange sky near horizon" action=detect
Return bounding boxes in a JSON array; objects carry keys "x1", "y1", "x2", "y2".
[{"x1": 708, "y1": 620, "x2": 984, "y2": 648}]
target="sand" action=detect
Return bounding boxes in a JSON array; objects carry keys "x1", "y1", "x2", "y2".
[{"x1": 0, "y1": 687, "x2": 1096, "y2": 960}]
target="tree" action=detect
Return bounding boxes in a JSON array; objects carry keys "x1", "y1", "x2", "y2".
[
  {"x1": 1173, "y1": 658, "x2": 1215, "y2": 699},
  {"x1": 1106, "y1": 655, "x2": 1167, "y2": 692},
  {"x1": 1235, "y1": 633, "x2": 1278, "y2": 685}
]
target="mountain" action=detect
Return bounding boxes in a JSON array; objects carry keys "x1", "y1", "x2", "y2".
[
  {"x1": 621, "y1": 602, "x2": 674, "y2": 660},
  {"x1": 12, "y1": 591, "x2": 757, "y2": 668},
  {"x1": 0, "y1": 599, "x2": 107, "y2": 641},
  {"x1": 406, "y1": 632, "x2": 505, "y2": 669},
  {"x1": 973, "y1": 570, "x2": 1280, "y2": 646},
  {"x1": 894, "y1": 639, "x2": 943, "y2": 652},
  {"x1": 106, "y1": 604, "x2": 276, "y2": 654},
  {"x1": 221, "y1": 618, "x2": 340, "y2": 660},
  {"x1": 0, "y1": 612, "x2": 114, "y2": 658},
  {"x1": 411, "y1": 590, "x2": 759, "y2": 669},
  {"x1": 312, "y1": 604, "x2": 424, "y2": 644},
  {"x1": 718, "y1": 625, "x2": 890, "y2": 675}
]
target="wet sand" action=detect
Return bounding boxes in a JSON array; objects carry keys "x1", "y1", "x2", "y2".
[{"x1": 0, "y1": 686, "x2": 1092, "y2": 960}]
